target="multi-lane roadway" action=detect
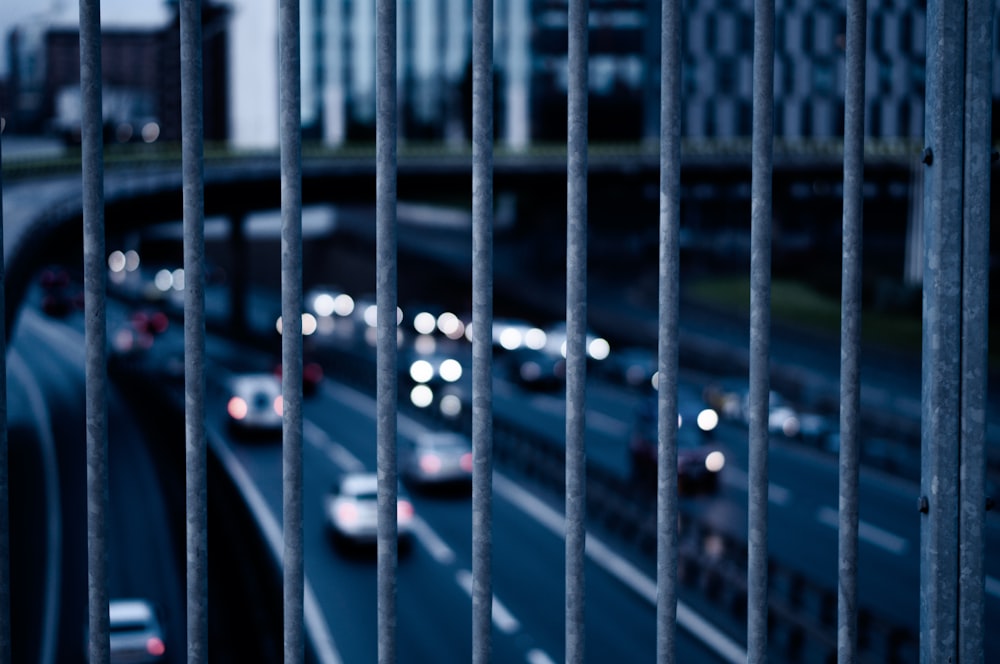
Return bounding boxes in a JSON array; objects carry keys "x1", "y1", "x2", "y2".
[{"x1": 9, "y1": 248, "x2": 1000, "y2": 662}]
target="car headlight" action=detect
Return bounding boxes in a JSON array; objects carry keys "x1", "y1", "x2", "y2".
[
  {"x1": 704, "y1": 451, "x2": 725, "y2": 473},
  {"x1": 697, "y1": 408, "x2": 719, "y2": 432},
  {"x1": 438, "y1": 358, "x2": 462, "y2": 382},
  {"x1": 409, "y1": 360, "x2": 434, "y2": 383}
]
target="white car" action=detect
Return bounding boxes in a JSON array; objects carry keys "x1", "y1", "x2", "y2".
[
  {"x1": 325, "y1": 473, "x2": 415, "y2": 551},
  {"x1": 226, "y1": 373, "x2": 283, "y2": 437},
  {"x1": 86, "y1": 598, "x2": 167, "y2": 663},
  {"x1": 400, "y1": 431, "x2": 474, "y2": 489}
]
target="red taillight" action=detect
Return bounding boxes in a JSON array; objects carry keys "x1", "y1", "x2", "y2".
[
  {"x1": 146, "y1": 636, "x2": 165, "y2": 657},
  {"x1": 273, "y1": 395, "x2": 283, "y2": 416},
  {"x1": 227, "y1": 397, "x2": 248, "y2": 420},
  {"x1": 137, "y1": 332, "x2": 154, "y2": 350},
  {"x1": 336, "y1": 502, "x2": 358, "y2": 524},
  {"x1": 149, "y1": 311, "x2": 169, "y2": 334},
  {"x1": 460, "y1": 452, "x2": 473, "y2": 473},
  {"x1": 397, "y1": 500, "x2": 414, "y2": 522},
  {"x1": 305, "y1": 362, "x2": 324, "y2": 383},
  {"x1": 419, "y1": 454, "x2": 442, "y2": 474}
]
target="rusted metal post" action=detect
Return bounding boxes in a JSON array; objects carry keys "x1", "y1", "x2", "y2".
[
  {"x1": 837, "y1": 0, "x2": 867, "y2": 660},
  {"x1": 80, "y1": 0, "x2": 110, "y2": 660},
  {"x1": 471, "y1": 0, "x2": 495, "y2": 658},
  {"x1": 279, "y1": 0, "x2": 305, "y2": 661},
  {"x1": 920, "y1": 0, "x2": 965, "y2": 661},
  {"x1": 565, "y1": 0, "x2": 589, "y2": 658},
  {"x1": 180, "y1": 0, "x2": 208, "y2": 660},
  {"x1": 747, "y1": 0, "x2": 775, "y2": 660},
  {"x1": 959, "y1": 0, "x2": 993, "y2": 659},
  {"x1": 375, "y1": 0, "x2": 399, "y2": 657},
  {"x1": 656, "y1": 0, "x2": 682, "y2": 661}
]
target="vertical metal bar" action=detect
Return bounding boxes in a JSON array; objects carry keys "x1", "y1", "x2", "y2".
[
  {"x1": 471, "y1": 0, "x2": 495, "y2": 657},
  {"x1": 180, "y1": 0, "x2": 208, "y2": 661},
  {"x1": 279, "y1": 0, "x2": 305, "y2": 661},
  {"x1": 959, "y1": 0, "x2": 993, "y2": 659},
  {"x1": 836, "y1": 0, "x2": 866, "y2": 660},
  {"x1": 0, "y1": 117, "x2": 11, "y2": 664},
  {"x1": 565, "y1": 0, "x2": 588, "y2": 658},
  {"x1": 747, "y1": 0, "x2": 774, "y2": 660},
  {"x1": 920, "y1": 0, "x2": 964, "y2": 661},
  {"x1": 656, "y1": 0, "x2": 681, "y2": 660},
  {"x1": 80, "y1": 0, "x2": 110, "y2": 660},
  {"x1": 375, "y1": 0, "x2": 399, "y2": 656}
]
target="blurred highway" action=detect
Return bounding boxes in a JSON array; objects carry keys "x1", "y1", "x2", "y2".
[
  {"x1": 3, "y1": 185, "x2": 998, "y2": 661},
  {"x1": 11, "y1": 270, "x2": 743, "y2": 662}
]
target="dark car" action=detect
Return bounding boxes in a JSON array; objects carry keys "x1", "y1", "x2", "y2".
[
  {"x1": 403, "y1": 349, "x2": 465, "y2": 387},
  {"x1": 273, "y1": 359, "x2": 324, "y2": 396},
  {"x1": 502, "y1": 346, "x2": 566, "y2": 391},
  {"x1": 628, "y1": 385, "x2": 725, "y2": 494},
  {"x1": 601, "y1": 345, "x2": 658, "y2": 390},
  {"x1": 39, "y1": 266, "x2": 84, "y2": 317}
]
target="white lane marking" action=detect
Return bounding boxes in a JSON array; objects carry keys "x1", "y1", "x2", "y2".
[
  {"x1": 525, "y1": 648, "x2": 557, "y2": 664},
  {"x1": 492, "y1": 473, "x2": 747, "y2": 664},
  {"x1": 455, "y1": 569, "x2": 521, "y2": 635},
  {"x1": 320, "y1": 380, "x2": 424, "y2": 441},
  {"x1": 526, "y1": 395, "x2": 565, "y2": 417},
  {"x1": 815, "y1": 506, "x2": 909, "y2": 555},
  {"x1": 766, "y1": 483, "x2": 791, "y2": 506},
  {"x1": 311, "y1": 385, "x2": 462, "y2": 568},
  {"x1": 326, "y1": 378, "x2": 746, "y2": 663},
  {"x1": 22, "y1": 308, "x2": 86, "y2": 366},
  {"x1": 722, "y1": 467, "x2": 792, "y2": 506},
  {"x1": 303, "y1": 419, "x2": 365, "y2": 472},
  {"x1": 528, "y1": 394, "x2": 628, "y2": 438},
  {"x1": 985, "y1": 575, "x2": 1000, "y2": 600},
  {"x1": 586, "y1": 410, "x2": 629, "y2": 438},
  {"x1": 409, "y1": 516, "x2": 456, "y2": 566},
  {"x1": 10, "y1": 351, "x2": 62, "y2": 664},
  {"x1": 209, "y1": 424, "x2": 342, "y2": 664}
]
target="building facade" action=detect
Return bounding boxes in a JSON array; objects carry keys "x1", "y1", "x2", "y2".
[
  {"x1": 228, "y1": 0, "x2": 977, "y2": 148},
  {"x1": 5, "y1": 1, "x2": 997, "y2": 148},
  {"x1": 4, "y1": 2, "x2": 228, "y2": 143}
]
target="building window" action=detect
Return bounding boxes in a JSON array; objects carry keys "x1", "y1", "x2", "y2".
[
  {"x1": 740, "y1": 14, "x2": 754, "y2": 53},
  {"x1": 683, "y1": 60, "x2": 697, "y2": 97},
  {"x1": 738, "y1": 99, "x2": 752, "y2": 136},
  {"x1": 910, "y1": 63, "x2": 925, "y2": 96},
  {"x1": 870, "y1": 12, "x2": 884, "y2": 54},
  {"x1": 813, "y1": 60, "x2": 833, "y2": 95},
  {"x1": 878, "y1": 60, "x2": 893, "y2": 94},
  {"x1": 718, "y1": 58, "x2": 736, "y2": 94}
]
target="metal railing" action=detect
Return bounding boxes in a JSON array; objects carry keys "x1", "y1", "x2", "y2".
[{"x1": 0, "y1": 0, "x2": 994, "y2": 662}]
